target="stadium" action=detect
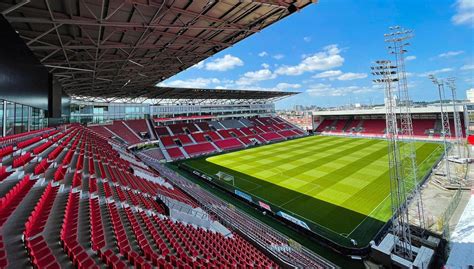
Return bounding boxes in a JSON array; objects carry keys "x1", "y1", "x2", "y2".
[{"x1": 0, "y1": 0, "x2": 473, "y2": 268}]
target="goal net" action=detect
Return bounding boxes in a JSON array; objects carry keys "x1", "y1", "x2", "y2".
[{"x1": 216, "y1": 171, "x2": 234, "y2": 183}]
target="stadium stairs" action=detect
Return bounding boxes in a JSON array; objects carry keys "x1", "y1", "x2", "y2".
[
  {"x1": 148, "y1": 116, "x2": 307, "y2": 162},
  {"x1": 0, "y1": 125, "x2": 296, "y2": 268},
  {"x1": 139, "y1": 154, "x2": 336, "y2": 269}
]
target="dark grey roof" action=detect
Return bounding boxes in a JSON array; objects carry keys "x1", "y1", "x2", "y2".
[
  {"x1": 72, "y1": 86, "x2": 299, "y2": 104},
  {"x1": 1, "y1": 0, "x2": 314, "y2": 98}
]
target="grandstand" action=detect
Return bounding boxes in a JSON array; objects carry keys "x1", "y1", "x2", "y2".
[
  {"x1": 312, "y1": 105, "x2": 468, "y2": 140},
  {"x1": 0, "y1": 0, "x2": 473, "y2": 268},
  {"x1": 0, "y1": 0, "x2": 348, "y2": 268}
]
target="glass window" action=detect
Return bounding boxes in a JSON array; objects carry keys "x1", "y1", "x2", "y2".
[
  {"x1": 0, "y1": 100, "x2": 3, "y2": 136},
  {"x1": 23, "y1": 105, "x2": 29, "y2": 132},
  {"x1": 5, "y1": 102, "x2": 15, "y2": 136},
  {"x1": 31, "y1": 107, "x2": 41, "y2": 131},
  {"x1": 14, "y1": 103, "x2": 25, "y2": 134}
]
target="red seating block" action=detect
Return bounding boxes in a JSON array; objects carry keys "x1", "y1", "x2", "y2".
[
  {"x1": 17, "y1": 136, "x2": 41, "y2": 149},
  {"x1": 0, "y1": 145, "x2": 14, "y2": 158},
  {"x1": 0, "y1": 166, "x2": 12, "y2": 181},
  {"x1": 214, "y1": 138, "x2": 244, "y2": 150},
  {"x1": 166, "y1": 147, "x2": 184, "y2": 159},
  {"x1": 12, "y1": 152, "x2": 33, "y2": 168},
  {"x1": 183, "y1": 143, "x2": 216, "y2": 157}
]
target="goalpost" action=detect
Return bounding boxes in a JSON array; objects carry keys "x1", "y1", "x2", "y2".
[{"x1": 216, "y1": 171, "x2": 235, "y2": 186}]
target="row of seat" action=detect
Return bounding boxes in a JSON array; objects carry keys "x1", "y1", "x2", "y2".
[
  {"x1": 155, "y1": 116, "x2": 305, "y2": 161},
  {"x1": 0, "y1": 127, "x2": 55, "y2": 147},
  {"x1": 140, "y1": 158, "x2": 332, "y2": 269},
  {"x1": 24, "y1": 183, "x2": 61, "y2": 268},
  {"x1": 61, "y1": 190, "x2": 99, "y2": 268},
  {"x1": 316, "y1": 118, "x2": 466, "y2": 138},
  {"x1": 89, "y1": 119, "x2": 155, "y2": 145},
  {"x1": 0, "y1": 175, "x2": 36, "y2": 227},
  {"x1": 0, "y1": 124, "x2": 280, "y2": 268}
]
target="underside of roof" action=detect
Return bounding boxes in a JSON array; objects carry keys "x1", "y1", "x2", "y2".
[
  {"x1": 72, "y1": 86, "x2": 298, "y2": 104},
  {"x1": 1, "y1": 0, "x2": 314, "y2": 98}
]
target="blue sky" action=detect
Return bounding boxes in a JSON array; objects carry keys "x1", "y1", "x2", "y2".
[{"x1": 159, "y1": 0, "x2": 474, "y2": 109}]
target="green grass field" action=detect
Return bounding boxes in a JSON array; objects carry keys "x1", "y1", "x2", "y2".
[{"x1": 181, "y1": 136, "x2": 443, "y2": 247}]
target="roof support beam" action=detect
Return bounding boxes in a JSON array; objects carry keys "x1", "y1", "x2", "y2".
[
  {"x1": 26, "y1": 23, "x2": 63, "y2": 45},
  {"x1": 5, "y1": 17, "x2": 258, "y2": 32},
  {"x1": 1, "y1": 0, "x2": 30, "y2": 15}
]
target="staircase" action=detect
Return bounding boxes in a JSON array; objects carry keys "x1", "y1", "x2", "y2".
[
  {"x1": 145, "y1": 119, "x2": 157, "y2": 139},
  {"x1": 433, "y1": 119, "x2": 442, "y2": 135},
  {"x1": 342, "y1": 118, "x2": 353, "y2": 132}
]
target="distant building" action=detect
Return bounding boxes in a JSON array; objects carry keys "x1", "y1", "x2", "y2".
[
  {"x1": 293, "y1": 105, "x2": 304, "y2": 112},
  {"x1": 467, "y1": 88, "x2": 474, "y2": 103}
]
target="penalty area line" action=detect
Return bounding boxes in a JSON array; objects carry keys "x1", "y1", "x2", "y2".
[{"x1": 346, "y1": 193, "x2": 390, "y2": 238}]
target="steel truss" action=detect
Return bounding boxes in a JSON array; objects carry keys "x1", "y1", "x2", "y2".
[
  {"x1": 385, "y1": 26, "x2": 426, "y2": 232},
  {"x1": 430, "y1": 75, "x2": 453, "y2": 183},
  {"x1": 372, "y1": 60, "x2": 413, "y2": 260},
  {"x1": 1, "y1": 0, "x2": 314, "y2": 98},
  {"x1": 446, "y1": 78, "x2": 465, "y2": 159}
]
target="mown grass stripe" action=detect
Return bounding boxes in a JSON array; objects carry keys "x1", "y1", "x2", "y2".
[
  {"x1": 208, "y1": 135, "x2": 340, "y2": 164},
  {"x1": 182, "y1": 136, "x2": 443, "y2": 246}
]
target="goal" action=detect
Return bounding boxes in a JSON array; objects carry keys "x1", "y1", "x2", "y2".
[{"x1": 216, "y1": 171, "x2": 235, "y2": 186}]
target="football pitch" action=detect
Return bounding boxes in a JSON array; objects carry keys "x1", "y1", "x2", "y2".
[{"x1": 181, "y1": 135, "x2": 443, "y2": 247}]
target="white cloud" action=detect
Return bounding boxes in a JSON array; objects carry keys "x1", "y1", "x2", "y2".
[
  {"x1": 337, "y1": 72, "x2": 368, "y2": 81},
  {"x1": 275, "y1": 44, "x2": 344, "y2": 76},
  {"x1": 261, "y1": 63, "x2": 270, "y2": 69},
  {"x1": 406, "y1": 55, "x2": 416, "y2": 61},
  {"x1": 452, "y1": 0, "x2": 474, "y2": 27},
  {"x1": 306, "y1": 83, "x2": 376, "y2": 97},
  {"x1": 312, "y1": 70, "x2": 343, "y2": 79},
  {"x1": 258, "y1": 51, "x2": 268, "y2": 57},
  {"x1": 460, "y1": 64, "x2": 474, "y2": 70},
  {"x1": 303, "y1": 36, "x2": 312, "y2": 42},
  {"x1": 239, "y1": 83, "x2": 301, "y2": 92},
  {"x1": 273, "y1": 54, "x2": 285, "y2": 60},
  {"x1": 236, "y1": 68, "x2": 277, "y2": 85},
  {"x1": 205, "y1": 54, "x2": 243, "y2": 71},
  {"x1": 275, "y1": 83, "x2": 301, "y2": 91},
  {"x1": 158, "y1": 77, "x2": 220, "y2": 88},
  {"x1": 191, "y1": 60, "x2": 205, "y2": 69},
  {"x1": 438, "y1": 50, "x2": 464, "y2": 58},
  {"x1": 418, "y1": 68, "x2": 454, "y2": 77},
  {"x1": 312, "y1": 70, "x2": 367, "y2": 81}
]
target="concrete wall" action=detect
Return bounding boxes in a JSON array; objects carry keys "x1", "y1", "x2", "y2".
[{"x1": 0, "y1": 15, "x2": 49, "y2": 111}]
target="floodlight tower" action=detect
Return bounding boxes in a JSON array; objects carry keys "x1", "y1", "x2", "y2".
[
  {"x1": 384, "y1": 26, "x2": 425, "y2": 231},
  {"x1": 446, "y1": 78, "x2": 464, "y2": 159},
  {"x1": 429, "y1": 75, "x2": 453, "y2": 183},
  {"x1": 371, "y1": 60, "x2": 413, "y2": 260}
]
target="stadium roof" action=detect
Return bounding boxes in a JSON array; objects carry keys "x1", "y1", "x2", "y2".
[
  {"x1": 1, "y1": 0, "x2": 314, "y2": 98},
  {"x1": 312, "y1": 105, "x2": 466, "y2": 116},
  {"x1": 73, "y1": 86, "x2": 298, "y2": 104}
]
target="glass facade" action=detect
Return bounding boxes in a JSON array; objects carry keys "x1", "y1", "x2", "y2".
[
  {"x1": 0, "y1": 98, "x2": 276, "y2": 136},
  {"x1": 70, "y1": 101, "x2": 275, "y2": 125},
  {"x1": 70, "y1": 102, "x2": 149, "y2": 124},
  {"x1": 0, "y1": 99, "x2": 46, "y2": 137}
]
